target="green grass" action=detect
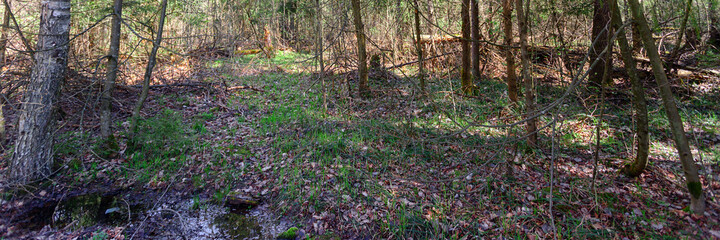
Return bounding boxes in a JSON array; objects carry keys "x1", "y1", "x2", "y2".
[
  {"x1": 42, "y1": 48, "x2": 719, "y2": 239},
  {"x1": 209, "y1": 50, "x2": 315, "y2": 71},
  {"x1": 128, "y1": 108, "x2": 195, "y2": 161},
  {"x1": 697, "y1": 49, "x2": 720, "y2": 68}
]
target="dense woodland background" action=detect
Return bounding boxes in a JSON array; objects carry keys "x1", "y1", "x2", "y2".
[{"x1": 0, "y1": 0, "x2": 719, "y2": 238}]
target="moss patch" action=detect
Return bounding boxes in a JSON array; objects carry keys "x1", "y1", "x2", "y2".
[
  {"x1": 687, "y1": 181, "x2": 703, "y2": 199},
  {"x1": 277, "y1": 227, "x2": 298, "y2": 239}
]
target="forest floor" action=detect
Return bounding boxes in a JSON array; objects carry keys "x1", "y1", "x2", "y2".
[{"x1": 1, "y1": 50, "x2": 720, "y2": 239}]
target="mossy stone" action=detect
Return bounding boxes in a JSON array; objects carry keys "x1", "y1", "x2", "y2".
[{"x1": 277, "y1": 227, "x2": 298, "y2": 239}]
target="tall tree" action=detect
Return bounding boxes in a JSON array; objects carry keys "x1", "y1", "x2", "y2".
[
  {"x1": 502, "y1": 0, "x2": 518, "y2": 102},
  {"x1": 316, "y1": 0, "x2": 327, "y2": 110},
  {"x1": 0, "y1": 1, "x2": 7, "y2": 145},
  {"x1": 100, "y1": 0, "x2": 123, "y2": 138},
  {"x1": 589, "y1": 0, "x2": 612, "y2": 87},
  {"x1": 516, "y1": 0, "x2": 536, "y2": 145},
  {"x1": 131, "y1": 0, "x2": 168, "y2": 132},
  {"x1": 471, "y1": 0, "x2": 481, "y2": 80},
  {"x1": 0, "y1": 0, "x2": 10, "y2": 64},
  {"x1": 610, "y1": 0, "x2": 649, "y2": 177},
  {"x1": 351, "y1": 0, "x2": 369, "y2": 98},
  {"x1": 10, "y1": 0, "x2": 71, "y2": 183},
  {"x1": 627, "y1": 0, "x2": 705, "y2": 214},
  {"x1": 461, "y1": 0, "x2": 472, "y2": 94},
  {"x1": 413, "y1": 0, "x2": 425, "y2": 93}
]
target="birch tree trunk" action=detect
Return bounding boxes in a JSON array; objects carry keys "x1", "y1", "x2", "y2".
[
  {"x1": 100, "y1": 0, "x2": 122, "y2": 138},
  {"x1": 627, "y1": 0, "x2": 705, "y2": 214},
  {"x1": 10, "y1": 0, "x2": 70, "y2": 184}
]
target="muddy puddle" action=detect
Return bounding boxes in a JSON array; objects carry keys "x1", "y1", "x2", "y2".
[{"x1": 16, "y1": 192, "x2": 292, "y2": 239}]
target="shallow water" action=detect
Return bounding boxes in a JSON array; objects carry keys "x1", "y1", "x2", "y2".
[
  {"x1": 26, "y1": 192, "x2": 291, "y2": 239},
  {"x1": 166, "y1": 199, "x2": 292, "y2": 239}
]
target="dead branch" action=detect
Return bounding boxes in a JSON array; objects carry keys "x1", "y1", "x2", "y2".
[{"x1": 227, "y1": 85, "x2": 265, "y2": 92}]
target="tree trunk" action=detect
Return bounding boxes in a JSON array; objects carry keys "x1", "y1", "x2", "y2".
[
  {"x1": 670, "y1": 0, "x2": 693, "y2": 60},
  {"x1": 502, "y1": 0, "x2": 518, "y2": 102},
  {"x1": 394, "y1": 0, "x2": 402, "y2": 62},
  {"x1": 10, "y1": 0, "x2": 70, "y2": 184},
  {"x1": 471, "y1": 0, "x2": 481, "y2": 80},
  {"x1": 351, "y1": 0, "x2": 369, "y2": 98},
  {"x1": 709, "y1": 0, "x2": 720, "y2": 49},
  {"x1": 413, "y1": 0, "x2": 425, "y2": 94},
  {"x1": 589, "y1": 0, "x2": 612, "y2": 87},
  {"x1": 516, "y1": 0, "x2": 536, "y2": 146},
  {"x1": 0, "y1": 101, "x2": 4, "y2": 145},
  {"x1": 100, "y1": 0, "x2": 122, "y2": 138},
  {"x1": 631, "y1": 21, "x2": 643, "y2": 54},
  {"x1": 627, "y1": 0, "x2": 705, "y2": 214},
  {"x1": 316, "y1": 0, "x2": 327, "y2": 110},
  {"x1": 0, "y1": 0, "x2": 10, "y2": 64},
  {"x1": 131, "y1": 0, "x2": 167, "y2": 132},
  {"x1": 461, "y1": 0, "x2": 472, "y2": 94},
  {"x1": 0, "y1": 0, "x2": 7, "y2": 145},
  {"x1": 610, "y1": 0, "x2": 649, "y2": 177}
]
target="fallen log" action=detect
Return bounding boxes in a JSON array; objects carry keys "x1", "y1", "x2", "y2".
[
  {"x1": 417, "y1": 34, "x2": 462, "y2": 44},
  {"x1": 227, "y1": 85, "x2": 265, "y2": 92},
  {"x1": 128, "y1": 82, "x2": 209, "y2": 89},
  {"x1": 225, "y1": 194, "x2": 259, "y2": 211},
  {"x1": 633, "y1": 56, "x2": 720, "y2": 77}
]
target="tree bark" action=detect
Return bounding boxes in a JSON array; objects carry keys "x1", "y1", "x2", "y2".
[
  {"x1": 461, "y1": 0, "x2": 472, "y2": 94},
  {"x1": 316, "y1": 0, "x2": 327, "y2": 110},
  {"x1": 610, "y1": 0, "x2": 649, "y2": 177},
  {"x1": 627, "y1": 0, "x2": 705, "y2": 214},
  {"x1": 471, "y1": 0, "x2": 481, "y2": 80},
  {"x1": 0, "y1": 0, "x2": 10, "y2": 64},
  {"x1": 0, "y1": 0, "x2": 7, "y2": 145},
  {"x1": 100, "y1": 0, "x2": 122, "y2": 138},
  {"x1": 631, "y1": 21, "x2": 643, "y2": 54},
  {"x1": 351, "y1": 0, "x2": 369, "y2": 98},
  {"x1": 502, "y1": 0, "x2": 518, "y2": 102},
  {"x1": 516, "y1": 0, "x2": 536, "y2": 146},
  {"x1": 413, "y1": 0, "x2": 425, "y2": 94},
  {"x1": 0, "y1": 101, "x2": 4, "y2": 144},
  {"x1": 10, "y1": 0, "x2": 70, "y2": 184},
  {"x1": 589, "y1": 0, "x2": 612, "y2": 87},
  {"x1": 131, "y1": 0, "x2": 167, "y2": 132}
]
